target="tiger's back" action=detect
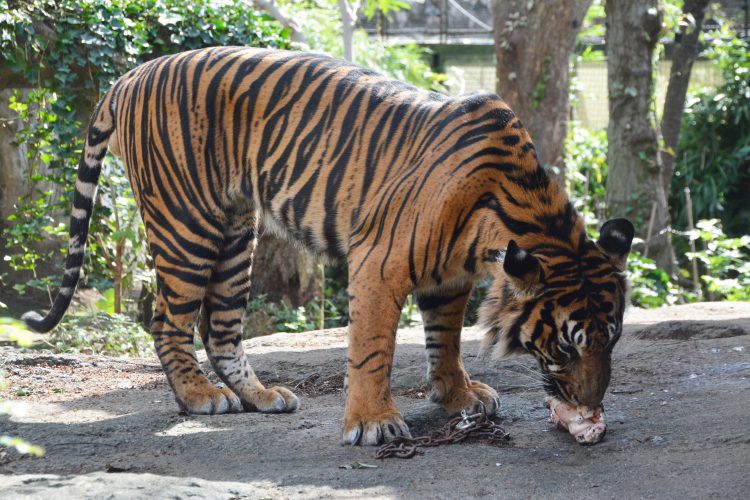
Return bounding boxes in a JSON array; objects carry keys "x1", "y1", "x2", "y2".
[
  {"x1": 24, "y1": 47, "x2": 634, "y2": 446},
  {"x1": 111, "y1": 48, "x2": 555, "y2": 265}
]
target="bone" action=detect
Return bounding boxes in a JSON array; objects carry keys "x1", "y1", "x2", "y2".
[{"x1": 544, "y1": 396, "x2": 607, "y2": 445}]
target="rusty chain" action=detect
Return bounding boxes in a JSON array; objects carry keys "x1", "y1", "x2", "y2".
[{"x1": 374, "y1": 402, "x2": 511, "y2": 459}]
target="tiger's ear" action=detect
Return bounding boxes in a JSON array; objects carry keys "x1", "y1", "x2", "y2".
[
  {"x1": 503, "y1": 240, "x2": 542, "y2": 293},
  {"x1": 597, "y1": 218, "x2": 634, "y2": 270}
]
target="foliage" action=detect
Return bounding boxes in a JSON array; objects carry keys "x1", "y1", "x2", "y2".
[
  {"x1": 0, "y1": 435, "x2": 46, "y2": 457},
  {"x1": 626, "y1": 219, "x2": 750, "y2": 308},
  {"x1": 246, "y1": 293, "x2": 346, "y2": 334},
  {"x1": 575, "y1": 0, "x2": 605, "y2": 61},
  {"x1": 689, "y1": 219, "x2": 750, "y2": 302},
  {"x1": 0, "y1": 316, "x2": 35, "y2": 347},
  {"x1": 0, "y1": 0, "x2": 290, "y2": 299},
  {"x1": 530, "y1": 53, "x2": 552, "y2": 110},
  {"x1": 86, "y1": 158, "x2": 153, "y2": 311},
  {"x1": 400, "y1": 295, "x2": 420, "y2": 327},
  {"x1": 45, "y1": 312, "x2": 154, "y2": 357},
  {"x1": 565, "y1": 122, "x2": 608, "y2": 228},
  {"x1": 247, "y1": 295, "x2": 315, "y2": 334},
  {"x1": 563, "y1": 123, "x2": 749, "y2": 308},
  {"x1": 363, "y1": 0, "x2": 410, "y2": 20},
  {"x1": 627, "y1": 252, "x2": 684, "y2": 307},
  {"x1": 670, "y1": 34, "x2": 750, "y2": 236},
  {"x1": 578, "y1": 0, "x2": 605, "y2": 42},
  {"x1": 354, "y1": 32, "x2": 447, "y2": 92},
  {"x1": 3, "y1": 89, "x2": 70, "y2": 295},
  {"x1": 245, "y1": 267, "x2": 418, "y2": 334},
  {"x1": 284, "y1": 0, "x2": 446, "y2": 91}
]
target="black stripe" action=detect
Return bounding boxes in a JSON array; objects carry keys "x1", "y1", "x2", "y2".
[{"x1": 416, "y1": 289, "x2": 470, "y2": 311}]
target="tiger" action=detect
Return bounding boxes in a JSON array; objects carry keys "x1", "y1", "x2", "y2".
[{"x1": 23, "y1": 46, "x2": 634, "y2": 446}]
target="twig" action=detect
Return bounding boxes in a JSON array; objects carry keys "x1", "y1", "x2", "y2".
[
  {"x1": 644, "y1": 201, "x2": 657, "y2": 259},
  {"x1": 684, "y1": 186, "x2": 702, "y2": 299}
]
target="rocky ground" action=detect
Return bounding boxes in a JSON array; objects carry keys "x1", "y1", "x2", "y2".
[{"x1": 1, "y1": 302, "x2": 749, "y2": 499}]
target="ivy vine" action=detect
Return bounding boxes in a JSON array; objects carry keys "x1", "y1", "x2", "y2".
[{"x1": 0, "y1": 0, "x2": 291, "y2": 300}]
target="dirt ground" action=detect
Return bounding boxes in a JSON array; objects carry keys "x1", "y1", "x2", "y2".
[{"x1": 1, "y1": 302, "x2": 749, "y2": 499}]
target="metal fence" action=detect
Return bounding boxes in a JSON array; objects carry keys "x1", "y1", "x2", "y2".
[{"x1": 442, "y1": 57, "x2": 724, "y2": 130}]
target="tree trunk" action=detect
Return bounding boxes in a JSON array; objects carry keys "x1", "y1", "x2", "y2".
[
  {"x1": 605, "y1": 0, "x2": 677, "y2": 275},
  {"x1": 250, "y1": 232, "x2": 320, "y2": 308},
  {"x1": 492, "y1": 0, "x2": 592, "y2": 184},
  {"x1": 660, "y1": 0, "x2": 710, "y2": 194}
]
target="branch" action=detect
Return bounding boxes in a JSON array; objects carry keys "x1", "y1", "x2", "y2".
[
  {"x1": 250, "y1": 0, "x2": 308, "y2": 46},
  {"x1": 338, "y1": 0, "x2": 362, "y2": 28}
]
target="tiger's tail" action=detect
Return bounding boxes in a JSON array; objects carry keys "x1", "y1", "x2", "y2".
[{"x1": 22, "y1": 94, "x2": 117, "y2": 333}]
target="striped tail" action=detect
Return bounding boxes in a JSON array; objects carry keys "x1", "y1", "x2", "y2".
[{"x1": 22, "y1": 98, "x2": 116, "y2": 333}]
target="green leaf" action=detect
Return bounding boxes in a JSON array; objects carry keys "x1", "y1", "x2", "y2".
[
  {"x1": 95, "y1": 288, "x2": 116, "y2": 315},
  {"x1": 158, "y1": 12, "x2": 184, "y2": 26}
]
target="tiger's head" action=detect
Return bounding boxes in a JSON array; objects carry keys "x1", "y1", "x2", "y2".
[{"x1": 480, "y1": 218, "x2": 634, "y2": 407}]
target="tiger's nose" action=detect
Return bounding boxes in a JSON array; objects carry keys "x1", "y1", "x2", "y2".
[{"x1": 571, "y1": 355, "x2": 611, "y2": 407}]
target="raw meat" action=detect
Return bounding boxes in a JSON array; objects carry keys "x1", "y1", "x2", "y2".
[{"x1": 545, "y1": 396, "x2": 607, "y2": 445}]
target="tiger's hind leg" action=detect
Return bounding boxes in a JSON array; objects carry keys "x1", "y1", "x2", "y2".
[
  {"x1": 151, "y1": 261, "x2": 242, "y2": 415},
  {"x1": 199, "y1": 212, "x2": 298, "y2": 413},
  {"x1": 416, "y1": 286, "x2": 500, "y2": 415}
]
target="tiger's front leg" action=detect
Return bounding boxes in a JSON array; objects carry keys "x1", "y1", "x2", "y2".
[
  {"x1": 416, "y1": 286, "x2": 500, "y2": 416},
  {"x1": 341, "y1": 266, "x2": 411, "y2": 445}
]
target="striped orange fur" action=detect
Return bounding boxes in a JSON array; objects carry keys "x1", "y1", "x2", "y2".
[{"x1": 23, "y1": 47, "x2": 633, "y2": 445}]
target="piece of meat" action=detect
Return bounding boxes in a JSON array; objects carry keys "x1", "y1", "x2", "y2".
[{"x1": 545, "y1": 396, "x2": 607, "y2": 445}]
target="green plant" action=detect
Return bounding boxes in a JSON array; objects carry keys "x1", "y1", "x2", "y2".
[
  {"x1": 626, "y1": 218, "x2": 750, "y2": 308},
  {"x1": 3, "y1": 89, "x2": 70, "y2": 295},
  {"x1": 246, "y1": 295, "x2": 314, "y2": 334},
  {"x1": 689, "y1": 219, "x2": 750, "y2": 301},
  {"x1": 363, "y1": 0, "x2": 410, "y2": 20},
  {"x1": 284, "y1": 0, "x2": 446, "y2": 91},
  {"x1": 86, "y1": 158, "x2": 153, "y2": 312},
  {"x1": 627, "y1": 252, "x2": 685, "y2": 308},
  {"x1": 670, "y1": 34, "x2": 750, "y2": 236},
  {"x1": 565, "y1": 123, "x2": 608, "y2": 228},
  {"x1": 562, "y1": 121, "x2": 750, "y2": 308},
  {"x1": 45, "y1": 312, "x2": 154, "y2": 357},
  {"x1": 1, "y1": 0, "x2": 291, "y2": 302},
  {"x1": 353, "y1": 32, "x2": 447, "y2": 92},
  {"x1": 399, "y1": 295, "x2": 419, "y2": 327}
]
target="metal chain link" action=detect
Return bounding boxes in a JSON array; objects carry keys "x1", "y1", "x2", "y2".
[{"x1": 374, "y1": 402, "x2": 511, "y2": 459}]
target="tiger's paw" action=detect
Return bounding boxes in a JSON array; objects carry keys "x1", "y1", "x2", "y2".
[
  {"x1": 241, "y1": 386, "x2": 299, "y2": 413},
  {"x1": 434, "y1": 380, "x2": 500, "y2": 416},
  {"x1": 177, "y1": 385, "x2": 243, "y2": 415},
  {"x1": 342, "y1": 411, "x2": 411, "y2": 446}
]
